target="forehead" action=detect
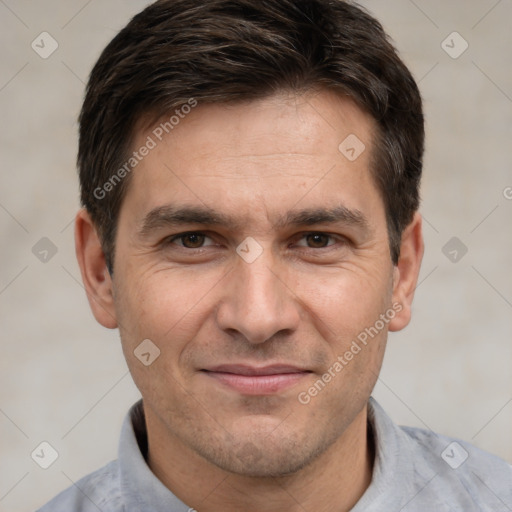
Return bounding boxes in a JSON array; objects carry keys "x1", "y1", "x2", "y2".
[{"x1": 120, "y1": 90, "x2": 384, "y2": 231}]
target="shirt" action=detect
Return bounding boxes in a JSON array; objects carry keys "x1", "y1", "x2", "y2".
[{"x1": 37, "y1": 397, "x2": 512, "y2": 511}]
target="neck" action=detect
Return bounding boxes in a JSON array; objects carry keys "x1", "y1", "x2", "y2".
[{"x1": 146, "y1": 405, "x2": 374, "y2": 512}]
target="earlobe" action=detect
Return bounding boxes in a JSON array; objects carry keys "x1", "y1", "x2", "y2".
[
  {"x1": 75, "y1": 209, "x2": 118, "y2": 329},
  {"x1": 388, "y1": 212, "x2": 424, "y2": 332}
]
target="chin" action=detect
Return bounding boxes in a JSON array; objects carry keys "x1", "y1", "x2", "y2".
[{"x1": 195, "y1": 425, "x2": 335, "y2": 478}]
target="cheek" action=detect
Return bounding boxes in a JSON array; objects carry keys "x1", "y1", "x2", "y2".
[
  {"x1": 113, "y1": 266, "x2": 225, "y2": 366},
  {"x1": 118, "y1": 268, "x2": 191, "y2": 328},
  {"x1": 290, "y1": 260, "x2": 393, "y2": 340},
  {"x1": 113, "y1": 273, "x2": 195, "y2": 403}
]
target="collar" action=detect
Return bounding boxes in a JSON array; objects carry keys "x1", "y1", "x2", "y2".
[{"x1": 118, "y1": 400, "x2": 191, "y2": 510}]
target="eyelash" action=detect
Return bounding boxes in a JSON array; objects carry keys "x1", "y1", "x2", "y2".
[{"x1": 165, "y1": 231, "x2": 346, "y2": 250}]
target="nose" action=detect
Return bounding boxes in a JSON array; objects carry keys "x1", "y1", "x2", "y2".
[{"x1": 215, "y1": 254, "x2": 301, "y2": 345}]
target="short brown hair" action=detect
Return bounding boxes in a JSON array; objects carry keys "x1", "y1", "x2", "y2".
[{"x1": 78, "y1": 0, "x2": 424, "y2": 271}]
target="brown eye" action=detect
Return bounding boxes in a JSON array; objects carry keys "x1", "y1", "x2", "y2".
[
  {"x1": 180, "y1": 233, "x2": 206, "y2": 248},
  {"x1": 166, "y1": 232, "x2": 216, "y2": 251},
  {"x1": 305, "y1": 233, "x2": 331, "y2": 248}
]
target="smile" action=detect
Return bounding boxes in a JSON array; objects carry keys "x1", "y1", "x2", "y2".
[{"x1": 201, "y1": 365, "x2": 312, "y2": 395}]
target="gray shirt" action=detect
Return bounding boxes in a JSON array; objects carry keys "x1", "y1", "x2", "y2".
[{"x1": 37, "y1": 398, "x2": 512, "y2": 511}]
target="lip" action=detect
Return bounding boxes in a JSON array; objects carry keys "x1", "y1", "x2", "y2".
[{"x1": 201, "y1": 364, "x2": 311, "y2": 395}]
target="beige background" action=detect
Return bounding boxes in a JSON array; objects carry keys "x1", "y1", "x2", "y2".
[{"x1": 1, "y1": 1, "x2": 511, "y2": 510}]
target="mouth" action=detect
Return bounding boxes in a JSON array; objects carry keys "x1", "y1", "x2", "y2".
[{"x1": 200, "y1": 364, "x2": 312, "y2": 395}]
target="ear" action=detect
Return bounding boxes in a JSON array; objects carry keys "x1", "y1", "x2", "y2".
[
  {"x1": 388, "y1": 212, "x2": 424, "y2": 332},
  {"x1": 75, "y1": 209, "x2": 118, "y2": 329}
]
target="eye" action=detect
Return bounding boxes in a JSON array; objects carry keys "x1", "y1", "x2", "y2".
[
  {"x1": 168, "y1": 232, "x2": 214, "y2": 249},
  {"x1": 296, "y1": 232, "x2": 338, "y2": 249}
]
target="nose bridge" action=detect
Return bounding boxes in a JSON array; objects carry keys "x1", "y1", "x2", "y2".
[
  {"x1": 242, "y1": 257, "x2": 280, "y2": 311},
  {"x1": 216, "y1": 250, "x2": 299, "y2": 344}
]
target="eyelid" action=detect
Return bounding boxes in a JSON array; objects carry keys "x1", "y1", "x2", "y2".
[
  {"x1": 293, "y1": 232, "x2": 346, "y2": 248},
  {"x1": 166, "y1": 231, "x2": 216, "y2": 247},
  {"x1": 163, "y1": 230, "x2": 348, "y2": 250}
]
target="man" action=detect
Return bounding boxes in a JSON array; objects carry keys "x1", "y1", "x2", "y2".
[{"x1": 38, "y1": 0, "x2": 512, "y2": 510}]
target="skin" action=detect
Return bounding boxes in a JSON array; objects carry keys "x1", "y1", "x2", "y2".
[{"x1": 75, "y1": 89, "x2": 424, "y2": 512}]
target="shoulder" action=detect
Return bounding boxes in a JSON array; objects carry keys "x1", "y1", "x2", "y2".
[
  {"x1": 400, "y1": 424, "x2": 512, "y2": 509},
  {"x1": 363, "y1": 399, "x2": 512, "y2": 511},
  {"x1": 36, "y1": 460, "x2": 123, "y2": 512}
]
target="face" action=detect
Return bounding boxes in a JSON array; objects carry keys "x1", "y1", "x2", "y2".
[{"x1": 82, "y1": 90, "x2": 420, "y2": 477}]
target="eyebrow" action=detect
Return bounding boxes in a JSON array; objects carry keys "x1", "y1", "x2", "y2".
[
  {"x1": 138, "y1": 205, "x2": 240, "y2": 237},
  {"x1": 138, "y1": 204, "x2": 370, "y2": 237},
  {"x1": 276, "y1": 206, "x2": 370, "y2": 232}
]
